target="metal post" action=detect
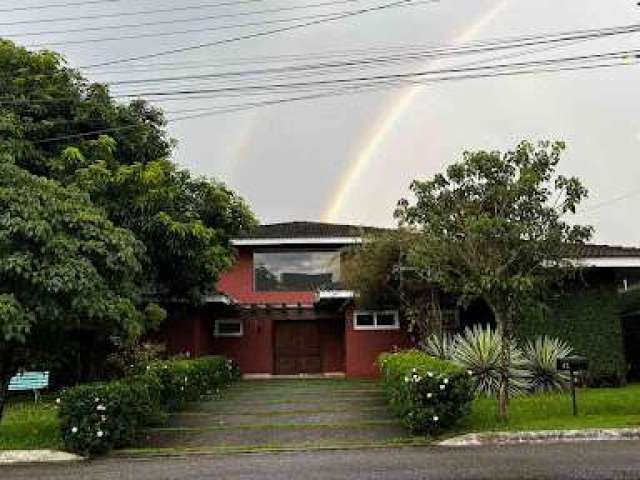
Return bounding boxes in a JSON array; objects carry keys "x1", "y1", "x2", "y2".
[{"x1": 570, "y1": 369, "x2": 577, "y2": 416}]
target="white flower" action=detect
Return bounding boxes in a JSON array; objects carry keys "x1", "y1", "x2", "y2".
[
  {"x1": 426, "y1": 393, "x2": 433, "y2": 399},
  {"x1": 94, "y1": 398, "x2": 100, "y2": 403},
  {"x1": 96, "y1": 405, "x2": 106, "y2": 411},
  {"x1": 412, "y1": 368, "x2": 417, "y2": 373},
  {"x1": 443, "y1": 378, "x2": 449, "y2": 384},
  {"x1": 180, "y1": 386, "x2": 185, "y2": 391},
  {"x1": 96, "y1": 431, "x2": 104, "y2": 438},
  {"x1": 467, "y1": 370, "x2": 473, "y2": 376},
  {"x1": 404, "y1": 376, "x2": 410, "y2": 383},
  {"x1": 184, "y1": 376, "x2": 188, "y2": 383},
  {"x1": 439, "y1": 384, "x2": 446, "y2": 390},
  {"x1": 56, "y1": 398, "x2": 61, "y2": 404},
  {"x1": 413, "y1": 376, "x2": 422, "y2": 383},
  {"x1": 146, "y1": 365, "x2": 151, "y2": 371},
  {"x1": 101, "y1": 415, "x2": 107, "y2": 421},
  {"x1": 432, "y1": 415, "x2": 439, "y2": 422},
  {"x1": 427, "y1": 371, "x2": 434, "y2": 378},
  {"x1": 71, "y1": 427, "x2": 78, "y2": 434}
]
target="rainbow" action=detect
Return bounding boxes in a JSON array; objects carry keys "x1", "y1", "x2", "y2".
[{"x1": 322, "y1": 0, "x2": 510, "y2": 222}]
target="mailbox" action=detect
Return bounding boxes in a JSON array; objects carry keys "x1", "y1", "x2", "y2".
[
  {"x1": 557, "y1": 355, "x2": 588, "y2": 416},
  {"x1": 557, "y1": 355, "x2": 589, "y2": 372}
]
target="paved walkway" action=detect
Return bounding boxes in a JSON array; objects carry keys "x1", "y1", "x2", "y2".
[{"x1": 129, "y1": 379, "x2": 422, "y2": 454}]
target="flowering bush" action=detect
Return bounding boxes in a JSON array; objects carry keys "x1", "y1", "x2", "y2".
[
  {"x1": 378, "y1": 350, "x2": 474, "y2": 435},
  {"x1": 58, "y1": 355, "x2": 237, "y2": 456}
]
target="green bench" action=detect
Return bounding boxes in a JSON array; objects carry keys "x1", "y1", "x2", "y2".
[{"x1": 8, "y1": 371, "x2": 50, "y2": 402}]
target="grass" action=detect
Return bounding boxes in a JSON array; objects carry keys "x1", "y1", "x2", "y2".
[
  {"x1": 460, "y1": 383, "x2": 640, "y2": 433},
  {"x1": 0, "y1": 399, "x2": 61, "y2": 450}
]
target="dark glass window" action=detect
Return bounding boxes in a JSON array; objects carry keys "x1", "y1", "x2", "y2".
[
  {"x1": 376, "y1": 312, "x2": 397, "y2": 326},
  {"x1": 254, "y1": 251, "x2": 340, "y2": 291},
  {"x1": 354, "y1": 313, "x2": 375, "y2": 327},
  {"x1": 214, "y1": 319, "x2": 243, "y2": 337}
]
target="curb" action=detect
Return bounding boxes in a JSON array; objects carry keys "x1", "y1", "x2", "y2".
[
  {"x1": 0, "y1": 450, "x2": 84, "y2": 466},
  {"x1": 438, "y1": 428, "x2": 640, "y2": 446}
]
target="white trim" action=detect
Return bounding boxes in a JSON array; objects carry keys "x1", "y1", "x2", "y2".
[
  {"x1": 353, "y1": 310, "x2": 400, "y2": 331},
  {"x1": 232, "y1": 237, "x2": 362, "y2": 246},
  {"x1": 574, "y1": 257, "x2": 640, "y2": 268},
  {"x1": 315, "y1": 290, "x2": 355, "y2": 300},
  {"x1": 213, "y1": 319, "x2": 243, "y2": 337},
  {"x1": 202, "y1": 294, "x2": 233, "y2": 305}
]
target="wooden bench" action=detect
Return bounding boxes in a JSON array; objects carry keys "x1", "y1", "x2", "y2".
[{"x1": 8, "y1": 371, "x2": 50, "y2": 402}]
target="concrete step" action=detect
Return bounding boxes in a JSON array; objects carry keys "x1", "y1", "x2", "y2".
[
  {"x1": 139, "y1": 423, "x2": 411, "y2": 449},
  {"x1": 168, "y1": 409, "x2": 396, "y2": 428}
]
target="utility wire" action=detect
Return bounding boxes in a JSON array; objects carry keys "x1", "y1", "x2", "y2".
[
  {"x1": 9, "y1": 0, "x2": 367, "y2": 38},
  {"x1": 25, "y1": 1, "x2": 435, "y2": 48},
  {"x1": 79, "y1": 0, "x2": 433, "y2": 69},
  {"x1": 0, "y1": 0, "x2": 266, "y2": 26},
  {"x1": 102, "y1": 49, "x2": 640, "y2": 99},
  {"x1": 0, "y1": 0, "x2": 122, "y2": 13},
  {"x1": 26, "y1": 57, "x2": 640, "y2": 144},
  {"x1": 100, "y1": 24, "x2": 640, "y2": 86},
  {"x1": 4, "y1": 23, "x2": 638, "y2": 101}
]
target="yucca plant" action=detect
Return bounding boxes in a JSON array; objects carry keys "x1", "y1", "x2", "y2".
[
  {"x1": 523, "y1": 336, "x2": 572, "y2": 393},
  {"x1": 451, "y1": 324, "x2": 530, "y2": 397},
  {"x1": 422, "y1": 332, "x2": 456, "y2": 360}
]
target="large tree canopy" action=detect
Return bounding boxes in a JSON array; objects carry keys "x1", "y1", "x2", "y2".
[
  {"x1": 0, "y1": 39, "x2": 256, "y2": 416},
  {"x1": 394, "y1": 140, "x2": 593, "y2": 417},
  {"x1": 0, "y1": 39, "x2": 256, "y2": 299},
  {"x1": 0, "y1": 162, "x2": 148, "y2": 417}
]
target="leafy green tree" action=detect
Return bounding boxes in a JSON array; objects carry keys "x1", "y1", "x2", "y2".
[
  {"x1": 73, "y1": 157, "x2": 255, "y2": 300},
  {"x1": 0, "y1": 39, "x2": 256, "y2": 299},
  {"x1": 0, "y1": 162, "x2": 150, "y2": 419},
  {"x1": 395, "y1": 140, "x2": 592, "y2": 418}
]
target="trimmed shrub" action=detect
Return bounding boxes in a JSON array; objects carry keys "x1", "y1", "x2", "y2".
[
  {"x1": 378, "y1": 350, "x2": 474, "y2": 435},
  {"x1": 58, "y1": 355, "x2": 237, "y2": 456}
]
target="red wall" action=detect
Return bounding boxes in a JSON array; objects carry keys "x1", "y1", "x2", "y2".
[
  {"x1": 344, "y1": 307, "x2": 412, "y2": 377},
  {"x1": 217, "y1": 247, "x2": 316, "y2": 305},
  {"x1": 211, "y1": 314, "x2": 275, "y2": 374}
]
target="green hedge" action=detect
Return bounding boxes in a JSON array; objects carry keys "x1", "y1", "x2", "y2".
[
  {"x1": 516, "y1": 287, "x2": 626, "y2": 387},
  {"x1": 58, "y1": 356, "x2": 237, "y2": 456},
  {"x1": 378, "y1": 350, "x2": 474, "y2": 434}
]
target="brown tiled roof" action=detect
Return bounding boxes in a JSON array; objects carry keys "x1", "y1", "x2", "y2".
[
  {"x1": 239, "y1": 222, "x2": 640, "y2": 258},
  {"x1": 240, "y1": 221, "x2": 388, "y2": 239},
  {"x1": 576, "y1": 244, "x2": 640, "y2": 258}
]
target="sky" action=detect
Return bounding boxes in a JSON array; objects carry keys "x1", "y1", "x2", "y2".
[{"x1": 4, "y1": 0, "x2": 640, "y2": 245}]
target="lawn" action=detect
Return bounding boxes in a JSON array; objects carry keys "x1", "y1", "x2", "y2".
[
  {"x1": 0, "y1": 399, "x2": 61, "y2": 450},
  {"x1": 460, "y1": 383, "x2": 640, "y2": 433}
]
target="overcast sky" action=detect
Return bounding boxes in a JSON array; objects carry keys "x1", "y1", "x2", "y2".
[{"x1": 5, "y1": 0, "x2": 640, "y2": 245}]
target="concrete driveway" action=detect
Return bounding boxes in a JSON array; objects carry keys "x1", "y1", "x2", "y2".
[{"x1": 130, "y1": 379, "x2": 422, "y2": 454}]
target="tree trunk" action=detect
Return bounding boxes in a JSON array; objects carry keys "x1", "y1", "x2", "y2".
[
  {"x1": 488, "y1": 302, "x2": 511, "y2": 420},
  {"x1": 0, "y1": 356, "x2": 16, "y2": 422}
]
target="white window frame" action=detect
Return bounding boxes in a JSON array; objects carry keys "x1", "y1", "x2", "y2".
[
  {"x1": 353, "y1": 310, "x2": 400, "y2": 331},
  {"x1": 214, "y1": 319, "x2": 243, "y2": 338}
]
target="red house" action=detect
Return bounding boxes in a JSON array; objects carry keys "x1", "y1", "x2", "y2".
[
  {"x1": 160, "y1": 222, "x2": 410, "y2": 377},
  {"x1": 159, "y1": 221, "x2": 640, "y2": 379}
]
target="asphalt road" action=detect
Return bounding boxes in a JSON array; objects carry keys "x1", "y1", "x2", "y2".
[{"x1": 3, "y1": 441, "x2": 640, "y2": 480}]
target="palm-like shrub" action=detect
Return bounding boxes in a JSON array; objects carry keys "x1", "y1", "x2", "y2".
[
  {"x1": 450, "y1": 324, "x2": 530, "y2": 397},
  {"x1": 523, "y1": 336, "x2": 572, "y2": 393},
  {"x1": 422, "y1": 332, "x2": 456, "y2": 360}
]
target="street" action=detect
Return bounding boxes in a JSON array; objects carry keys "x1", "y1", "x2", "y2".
[{"x1": 3, "y1": 441, "x2": 640, "y2": 480}]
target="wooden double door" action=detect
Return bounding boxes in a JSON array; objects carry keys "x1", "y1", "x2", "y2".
[{"x1": 275, "y1": 319, "x2": 348, "y2": 375}]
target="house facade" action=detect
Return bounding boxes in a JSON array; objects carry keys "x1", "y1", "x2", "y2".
[{"x1": 159, "y1": 221, "x2": 640, "y2": 378}]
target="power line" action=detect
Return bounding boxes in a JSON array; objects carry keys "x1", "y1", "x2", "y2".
[
  {"x1": 26, "y1": 56, "x2": 640, "y2": 144},
  {"x1": 101, "y1": 49, "x2": 640, "y2": 99},
  {"x1": 0, "y1": 0, "x2": 122, "y2": 13},
  {"x1": 9, "y1": 0, "x2": 366, "y2": 38},
  {"x1": 0, "y1": 0, "x2": 266, "y2": 26},
  {"x1": 79, "y1": 0, "x2": 433, "y2": 69},
  {"x1": 99, "y1": 24, "x2": 640, "y2": 86},
  {"x1": 25, "y1": 1, "x2": 434, "y2": 48},
  {"x1": 4, "y1": 22, "x2": 637, "y2": 102}
]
